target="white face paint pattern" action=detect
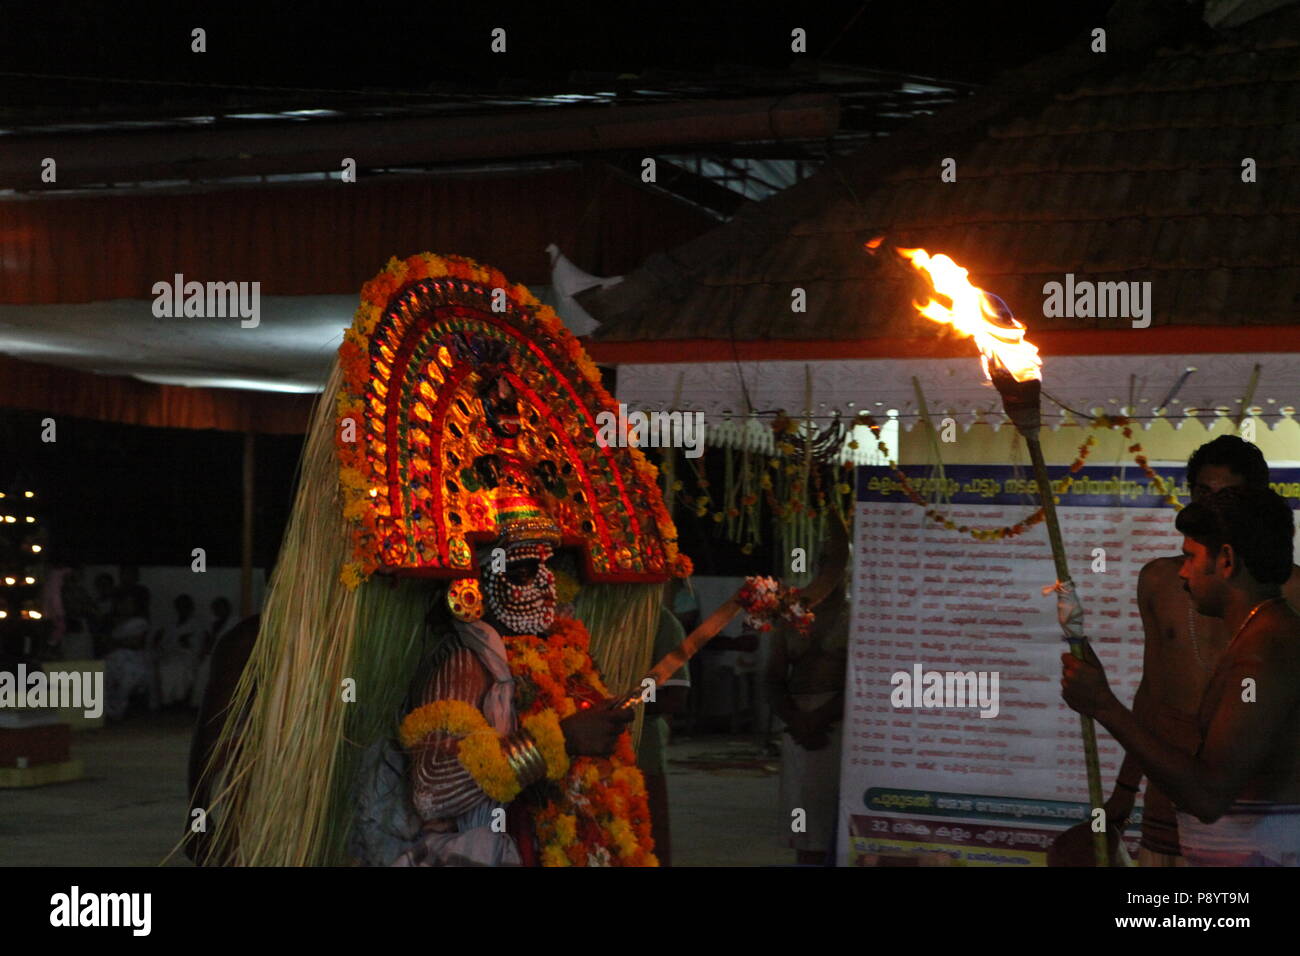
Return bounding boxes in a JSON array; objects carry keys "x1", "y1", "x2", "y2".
[{"x1": 482, "y1": 544, "x2": 557, "y2": 635}]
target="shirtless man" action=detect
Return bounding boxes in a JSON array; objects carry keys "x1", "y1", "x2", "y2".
[
  {"x1": 1105, "y1": 436, "x2": 1300, "y2": 865},
  {"x1": 1065, "y1": 486, "x2": 1300, "y2": 866}
]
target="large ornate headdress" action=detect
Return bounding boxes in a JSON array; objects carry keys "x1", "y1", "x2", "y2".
[{"x1": 335, "y1": 253, "x2": 688, "y2": 586}]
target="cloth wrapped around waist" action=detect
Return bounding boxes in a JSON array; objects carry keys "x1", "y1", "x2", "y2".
[{"x1": 1175, "y1": 802, "x2": 1300, "y2": 867}]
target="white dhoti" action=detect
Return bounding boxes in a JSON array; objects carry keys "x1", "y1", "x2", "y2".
[
  {"x1": 158, "y1": 651, "x2": 196, "y2": 706},
  {"x1": 779, "y1": 691, "x2": 843, "y2": 854},
  {"x1": 104, "y1": 648, "x2": 153, "y2": 721},
  {"x1": 1176, "y1": 802, "x2": 1300, "y2": 866}
]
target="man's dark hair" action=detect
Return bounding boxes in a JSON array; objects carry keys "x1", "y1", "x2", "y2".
[
  {"x1": 1186, "y1": 435, "x2": 1269, "y2": 490},
  {"x1": 1175, "y1": 486, "x2": 1294, "y2": 586}
]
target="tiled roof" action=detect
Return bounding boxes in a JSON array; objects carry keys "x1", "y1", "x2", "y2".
[{"x1": 584, "y1": 5, "x2": 1300, "y2": 344}]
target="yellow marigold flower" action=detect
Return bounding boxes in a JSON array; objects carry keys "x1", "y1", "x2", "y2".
[
  {"x1": 518, "y1": 649, "x2": 548, "y2": 674},
  {"x1": 339, "y1": 563, "x2": 364, "y2": 590},
  {"x1": 608, "y1": 818, "x2": 638, "y2": 859},
  {"x1": 612, "y1": 766, "x2": 645, "y2": 795},
  {"x1": 339, "y1": 467, "x2": 368, "y2": 490},
  {"x1": 523, "y1": 709, "x2": 569, "y2": 781},
  {"x1": 542, "y1": 845, "x2": 570, "y2": 867},
  {"x1": 398, "y1": 699, "x2": 488, "y2": 748},
  {"x1": 385, "y1": 258, "x2": 409, "y2": 283},
  {"x1": 457, "y1": 731, "x2": 521, "y2": 803},
  {"x1": 536, "y1": 308, "x2": 562, "y2": 334},
  {"x1": 343, "y1": 326, "x2": 369, "y2": 352}
]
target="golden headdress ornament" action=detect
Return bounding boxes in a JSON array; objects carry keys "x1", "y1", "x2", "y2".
[{"x1": 335, "y1": 253, "x2": 691, "y2": 588}]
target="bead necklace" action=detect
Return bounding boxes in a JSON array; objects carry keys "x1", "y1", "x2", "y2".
[{"x1": 1185, "y1": 598, "x2": 1208, "y2": 671}]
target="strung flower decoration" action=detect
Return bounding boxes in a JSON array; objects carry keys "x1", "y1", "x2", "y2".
[
  {"x1": 738, "y1": 576, "x2": 815, "y2": 636},
  {"x1": 853, "y1": 409, "x2": 1182, "y2": 542}
]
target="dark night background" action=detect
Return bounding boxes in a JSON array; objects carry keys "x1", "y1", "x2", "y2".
[
  {"x1": 4, "y1": 2, "x2": 1119, "y2": 99},
  {"x1": 0, "y1": 410, "x2": 300, "y2": 568}
]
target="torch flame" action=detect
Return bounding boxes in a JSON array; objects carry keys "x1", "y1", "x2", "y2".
[{"x1": 899, "y1": 248, "x2": 1042, "y2": 384}]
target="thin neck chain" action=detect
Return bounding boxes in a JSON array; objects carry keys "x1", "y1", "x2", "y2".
[
  {"x1": 1226, "y1": 595, "x2": 1285, "y2": 653},
  {"x1": 1186, "y1": 597, "x2": 1208, "y2": 671},
  {"x1": 1187, "y1": 594, "x2": 1284, "y2": 670}
]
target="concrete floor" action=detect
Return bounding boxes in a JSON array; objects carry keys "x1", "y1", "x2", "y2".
[{"x1": 1, "y1": 714, "x2": 792, "y2": 867}]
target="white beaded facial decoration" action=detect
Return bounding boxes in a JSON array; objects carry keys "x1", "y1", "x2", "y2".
[{"x1": 482, "y1": 542, "x2": 557, "y2": 636}]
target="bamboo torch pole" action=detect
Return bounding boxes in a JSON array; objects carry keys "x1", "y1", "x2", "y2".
[{"x1": 992, "y1": 365, "x2": 1108, "y2": 867}]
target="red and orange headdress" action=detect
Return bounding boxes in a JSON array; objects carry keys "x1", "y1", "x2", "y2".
[{"x1": 335, "y1": 253, "x2": 691, "y2": 589}]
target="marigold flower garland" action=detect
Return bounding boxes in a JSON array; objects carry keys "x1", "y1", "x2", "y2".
[
  {"x1": 398, "y1": 699, "x2": 565, "y2": 803},
  {"x1": 504, "y1": 616, "x2": 658, "y2": 867},
  {"x1": 1101, "y1": 414, "x2": 1183, "y2": 511}
]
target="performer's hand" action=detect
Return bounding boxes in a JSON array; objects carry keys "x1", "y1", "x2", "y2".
[
  {"x1": 560, "y1": 699, "x2": 634, "y2": 756},
  {"x1": 1060, "y1": 641, "x2": 1115, "y2": 717}
]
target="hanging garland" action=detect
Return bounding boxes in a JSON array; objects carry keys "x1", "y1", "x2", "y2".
[
  {"x1": 669, "y1": 415, "x2": 854, "y2": 554},
  {"x1": 659, "y1": 409, "x2": 1182, "y2": 551},
  {"x1": 1110, "y1": 415, "x2": 1183, "y2": 511},
  {"x1": 850, "y1": 411, "x2": 1183, "y2": 541}
]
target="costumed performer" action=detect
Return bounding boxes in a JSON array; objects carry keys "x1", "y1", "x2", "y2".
[{"x1": 199, "y1": 253, "x2": 690, "y2": 866}]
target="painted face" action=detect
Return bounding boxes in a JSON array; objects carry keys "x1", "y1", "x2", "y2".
[
  {"x1": 1191, "y1": 464, "x2": 1243, "y2": 503},
  {"x1": 483, "y1": 543, "x2": 556, "y2": 635},
  {"x1": 1179, "y1": 535, "x2": 1226, "y2": 618}
]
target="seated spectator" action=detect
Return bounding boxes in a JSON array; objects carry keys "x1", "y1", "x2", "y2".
[
  {"x1": 157, "y1": 594, "x2": 200, "y2": 708},
  {"x1": 60, "y1": 566, "x2": 95, "y2": 636},
  {"x1": 104, "y1": 586, "x2": 154, "y2": 721},
  {"x1": 90, "y1": 572, "x2": 117, "y2": 654}
]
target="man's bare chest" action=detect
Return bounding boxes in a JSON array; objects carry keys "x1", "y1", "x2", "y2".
[{"x1": 1148, "y1": 596, "x2": 1226, "y2": 703}]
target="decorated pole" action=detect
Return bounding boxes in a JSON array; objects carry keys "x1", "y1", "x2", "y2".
[
  {"x1": 895, "y1": 247, "x2": 1109, "y2": 867},
  {"x1": 614, "y1": 517, "x2": 849, "y2": 710}
]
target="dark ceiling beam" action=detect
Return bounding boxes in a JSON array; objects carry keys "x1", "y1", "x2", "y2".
[
  {"x1": 0, "y1": 93, "x2": 840, "y2": 190},
  {"x1": 601, "y1": 157, "x2": 745, "y2": 219}
]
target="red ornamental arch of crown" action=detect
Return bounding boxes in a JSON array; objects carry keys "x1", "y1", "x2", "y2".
[{"x1": 335, "y1": 253, "x2": 690, "y2": 589}]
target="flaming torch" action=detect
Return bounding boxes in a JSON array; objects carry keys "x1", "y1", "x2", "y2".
[{"x1": 899, "y1": 248, "x2": 1109, "y2": 867}]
